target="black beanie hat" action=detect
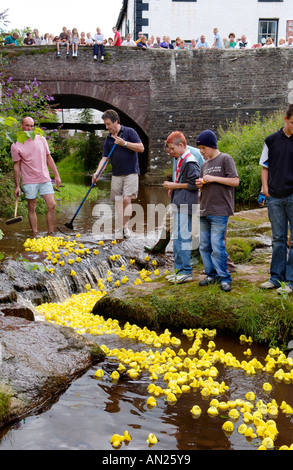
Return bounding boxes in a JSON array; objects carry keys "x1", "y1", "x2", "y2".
[{"x1": 196, "y1": 130, "x2": 218, "y2": 148}]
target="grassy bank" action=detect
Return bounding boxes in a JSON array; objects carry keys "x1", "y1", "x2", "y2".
[{"x1": 94, "y1": 275, "x2": 293, "y2": 348}]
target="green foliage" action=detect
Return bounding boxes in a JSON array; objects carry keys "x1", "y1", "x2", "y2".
[
  {"x1": 69, "y1": 132, "x2": 102, "y2": 172},
  {"x1": 218, "y1": 112, "x2": 285, "y2": 203},
  {"x1": 0, "y1": 389, "x2": 11, "y2": 420},
  {"x1": 0, "y1": 73, "x2": 55, "y2": 122}
]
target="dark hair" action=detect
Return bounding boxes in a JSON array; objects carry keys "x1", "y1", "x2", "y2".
[
  {"x1": 285, "y1": 104, "x2": 293, "y2": 120},
  {"x1": 101, "y1": 109, "x2": 120, "y2": 123}
]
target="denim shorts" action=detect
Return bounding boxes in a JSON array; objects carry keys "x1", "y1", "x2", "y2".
[{"x1": 22, "y1": 181, "x2": 54, "y2": 199}]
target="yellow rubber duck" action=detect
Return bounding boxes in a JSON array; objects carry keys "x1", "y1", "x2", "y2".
[
  {"x1": 263, "y1": 382, "x2": 273, "y2": 392},
  {"x1": 207, "y1": 406, "x2": 218, "y2": 417},
  {"x1": 110, "y1": 433, "x2": 124, "y2": 448},
  {"x1": 190, "y1": 405, "x2": 202, "y2": 417},
  {"x1": 228, "y1": 409, "x2": 240, "y2": 420},
  {"x1": 262, "y1": 437, "x2": 274, "y2": 449},
  {"x1": 110, "y1": 371, "x2": 120, "y2": 381},
  {"x1": 222, "y1": 421, "x2": 234, "y2": 433},
  {"x1": 147, "y1": 397, "x2": 157, "y2": 407},
  {"x1": 237, "y1": 423, "x2": 247, "y2": 435},
  {"x1": 94, "y1": 369, "x2": 104, "y2": 378},
  {"x1": 147, "y1": 433, "x2": 158, "y2": 445}
]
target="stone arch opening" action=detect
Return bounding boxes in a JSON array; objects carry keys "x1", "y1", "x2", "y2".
[{"x1": 51, "y1": 93, "x2": 149, "y2": 175}]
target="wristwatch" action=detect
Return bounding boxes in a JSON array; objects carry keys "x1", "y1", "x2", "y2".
[{"x1": 124, "y1": 141, "x2": 127, "y2": 147}]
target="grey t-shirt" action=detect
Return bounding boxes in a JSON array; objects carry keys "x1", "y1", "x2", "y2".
[{"x1": 200, "y1": 152, "x2": 238, "y2": 216}]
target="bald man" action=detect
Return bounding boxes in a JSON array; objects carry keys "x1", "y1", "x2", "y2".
[{"x1": 11, "y1": 117, "x2": 61, "y2": 236}]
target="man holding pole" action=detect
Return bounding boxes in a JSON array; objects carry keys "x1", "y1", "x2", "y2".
[{"x1": 92, "y1": 109, "x2": 144, "y2": 239}]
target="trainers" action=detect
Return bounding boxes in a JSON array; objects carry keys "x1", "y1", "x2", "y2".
[
  {"x1": 277, "y1": 285, "x2": 293, "y2": 295},
  {"x1": 56, "y1": 52, "x2": 61, "y2": 58},
  {"x1": 101, "y1": 55, "x2": 104, "y2": 61},
  {"x1": 199, "y1": 276, "x2": 215, "y2": 287},
  {"x1": 123, "y1": 227, "x2": 131, "y2": 239},
  {"x1": 169, "y1": 274, "x2": 193, "y2": 284},
  {"x1": 260, "y1": 280, "x2": 277, "y2": 289},
  {"x1": 94, "y1": 55, "x2": 97, "y2": 60},
  {"x1": 220, "y1": 282, "x2": 232, "y2": 292},
  {"x1": 165, "y1": 273, "x2": 175, "y2": 280}
]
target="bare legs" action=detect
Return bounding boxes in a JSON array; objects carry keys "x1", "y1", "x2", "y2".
[{"x1": 27, "y1": 193, "x2": 56, "y2": 236}]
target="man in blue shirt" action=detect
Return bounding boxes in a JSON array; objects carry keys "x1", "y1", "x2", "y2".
[
  {"x1": 92, "y1": 109, "x2": 144, "y2": 239},
  {"x1": 4, "y1": 32, "x2": 19, "y2": 46}
]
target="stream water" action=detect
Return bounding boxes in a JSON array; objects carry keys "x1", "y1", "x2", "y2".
[{"x1": 0, "y1": 179, "x2": 292, "y2": 451}]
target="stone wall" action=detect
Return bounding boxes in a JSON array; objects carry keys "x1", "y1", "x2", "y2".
[{"x1": 2, "y1": 46, "x2": 293, "y2": 179}]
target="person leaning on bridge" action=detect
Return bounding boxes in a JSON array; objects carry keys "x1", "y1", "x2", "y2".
[
  {"x1": 92, "y1": 109, "x2": 144, "y2": 239},
  {"x1": 11, "y1": 117, "x2": 61, "y2": 237},
  {"x1": 4, "y1": 32, "x2": 19, "y2": 46},
  {"x1": 259, "y1": 104, "x2": 293, "y2": 295}
]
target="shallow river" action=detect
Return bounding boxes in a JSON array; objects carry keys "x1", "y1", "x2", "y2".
[{"x1": 0, "y1": 179, "x2": 292, "y2": 451}]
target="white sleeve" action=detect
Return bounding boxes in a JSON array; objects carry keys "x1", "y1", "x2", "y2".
[{"x1": 259, "y1": 143, "x2": 269, "y2": 167}]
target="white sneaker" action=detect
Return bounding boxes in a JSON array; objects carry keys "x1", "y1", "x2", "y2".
[
  {"x1": 277, "y1": 285, "x2": 293, "y2": 295},
  {"x1": 94, "y1": 55, "x2": 97, "y2": 60},
  {"x1": 165, "y1": 273, "x2": 175, "y2": 280},
  {"x1": 260, "y1": 280, "x2": 277, "y2": 289},
  {"x1": 168, "y1": 274, "x2": 193, "y2": 284},
  {"x1": 123, "y1": 227, "x2": 131, "y2": 239},
  {"x1": 101, "y1": 55, "x2": 104, "y2": 61}
]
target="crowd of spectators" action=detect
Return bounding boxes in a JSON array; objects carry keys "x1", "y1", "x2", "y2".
[{"x1": 3, "y1": 26, "x2": 293, "y2": 55}]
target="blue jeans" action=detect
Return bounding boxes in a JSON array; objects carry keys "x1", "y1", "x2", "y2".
[
  {"x1": 93, "y1": 43, "x2": 104, "y2": 57},
  {"x1": 267, "y1": 194, "x2": 293, "y2": 287},
  {"x1": 173, "y1": 211, "x2": 192, "y2": 275},
  {"x1": 200, "y1": 215, "x2": 232, "y2": 283}
]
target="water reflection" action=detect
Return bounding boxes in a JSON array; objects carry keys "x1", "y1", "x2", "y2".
[{"x1": 0, "y1": 331, "x2": 292, "y2": 450}]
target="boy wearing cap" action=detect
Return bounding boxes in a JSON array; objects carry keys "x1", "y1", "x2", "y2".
[{"x1": 196, "y1": 130, "x2": 239, "y2": 291}]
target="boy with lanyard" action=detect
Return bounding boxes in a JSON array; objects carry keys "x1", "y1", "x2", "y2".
[
  {"x1": 163, "y1": 131, "x2": 200, "y2": 284},
  {"x1": 196, "y1": 130, "x2": 239, "y2": 292}
]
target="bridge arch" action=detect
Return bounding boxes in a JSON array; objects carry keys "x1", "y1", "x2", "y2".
[{"x1": 49, "y1": 81, "x2": 149, "y2": 174}]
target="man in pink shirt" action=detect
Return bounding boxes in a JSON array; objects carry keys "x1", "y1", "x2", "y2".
[{"x1": 11, "y1": 117, "x2": 61, "y2": 236}]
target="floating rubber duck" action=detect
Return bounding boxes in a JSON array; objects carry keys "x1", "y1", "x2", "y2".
[
  {"x1": 245, "y1": 391, "x2": 256, "y2": 402},
  {"x1": 147, "y1": 396, "x2": 157, "y2": 407},
  {"x1": 207, "y1": 406, "x2": 218, "y2": 417},
  {"x1": 263, "y1": 382, "x2": 273, "y2": 392},
  {"x1": 94, "y1": 369, "x2": 104, "y2": 378},
  {"x1": 110, "y1": 371, "x2": 120, "y2": 381},
  {"x1": 190, "y1": 405, "x2": 202, "y2": 418},
  {"x1": 237, "y1": 423, "x2": 247, "y2": 435},
  {"x1": 262, "y1": 437, "x2": 274, "y2": 449},
  {"x1": 110, "y1": 433, "x2": 124, "y2": 448},
  {"x1": 222, "y1": 421, "x2": 234, "y2": 433},
  {"x1": 244, "y1": 426, "x2": 257, "y2": 439},
  {"x1": 228, "y1": 409, "x2": 240, "y2": 420},
  {"x1": 147, "y1": 433, "x2": 158, "y2": 445}
]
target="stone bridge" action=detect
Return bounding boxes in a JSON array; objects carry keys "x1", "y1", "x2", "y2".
[{"x1": 3, "y1": 46, "x2": 293, "y2": 181}]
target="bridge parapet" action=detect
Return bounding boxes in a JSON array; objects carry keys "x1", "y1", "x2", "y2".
[{"x1": 2, "y1": 46, "x2": 293, "y2": 178}]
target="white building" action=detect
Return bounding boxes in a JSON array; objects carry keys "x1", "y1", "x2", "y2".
[{"x1": 116, "y1": 0, "x2": 293, "y2": 46}]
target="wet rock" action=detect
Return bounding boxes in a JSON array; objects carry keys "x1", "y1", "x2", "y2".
[
  {"x1": 0, "y1": 304, "x2": 35, "y2": 321},
  {"x1": 0, "y1": 316, "x2": 104, "y2": 429},
  {"x1": 0, "y1": 274, "x2": 17, "y2": 304}
]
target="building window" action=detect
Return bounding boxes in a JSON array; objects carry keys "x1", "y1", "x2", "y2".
[{"x1": 258, "y1": 19, "x2": 278, "y2": 45}]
